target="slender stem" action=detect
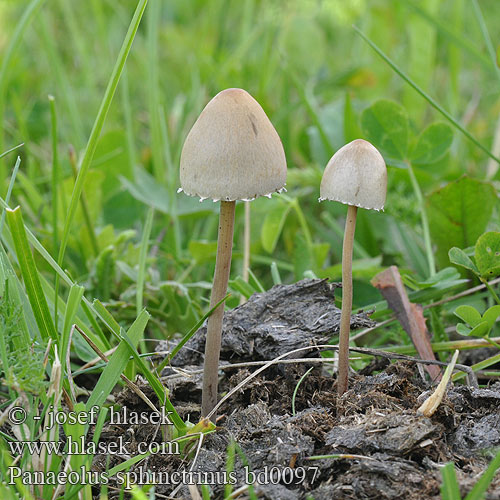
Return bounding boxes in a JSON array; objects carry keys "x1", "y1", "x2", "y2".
[
  {"x1": 337, "y1": 204, "x2": 357, "y2": 396},
  {"x1": 68, "y1": 148, "x2": 99, "y2": 257},
  {"x1": 292, "y1": 198, "x2": 313, "y2": 249},
  {"x1": 406, "y1": 161, "x2": 435, "y2": 276},
  {"x1": 202, "y1": 200, "x2": 236, "y2": 420},
  {"x1": 481, "y1": 278, "x2": 500, "y2": 305},
  {"x1": 353, "y1": 25, "x2": 500, "y2": 166}
]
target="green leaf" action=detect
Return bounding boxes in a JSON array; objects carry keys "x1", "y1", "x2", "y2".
[
  {"x1": 467, "y1": 321, "x2": 490, "y2": 338},
  {"x1": 157, "y1": 294, "x2": 230, "y2": 371},
  {"x1": 440, "y1": 462, "x2": 461, "y2": 500},
  {"x1": 188, "y1": 240, "x2": 217, "y2": 263},
  {"x1": 91, "y1": 130, "x2": 132, "y2": 198},
  {"x1": 482, "y1": 305, "x2": 500, "y2": 329},
  {"x1": 120, "y1": 329, "x2": 185, "y2": 432},
  {"x1": 92, "y1": 299, "x2": 122, "y2": 340},
  {"x1": 6, "y1": 207, "x2": 58, "y2": 343},
  {"x1": 261, "y1": 202, "x2": 292, "y2": 254},
  {"x1": 86, "y1": 309, "x2": 150, "y2": 410},
  {"x1": 294, "y1": 232, "x2": 313, "y2": 280},
  {"x1": 344, "y1": 92, "x2": 362, "y2": 143},
  {"x1": 57, "y1": 0, "x2": 149, "y2": 276},
  {"x1": 455, "y1": 321, "x2": 490, "y2": 338},
  {"x1": 354, "y1": 26, "x2": 500, "y2": 167},
  {"x1": 410, "y1": 122, "x2": 453, "y2": 165},
  {"x1": 64, "y1": 402, "x2": 93, "y2": 498},
  {"x1": 323, "y1": 256, "x2": 383, "y2": 281},
  {"x1": 136, "y1": 207, "x2": 154, "y2": 316},
  {"x1": 449, "y1": 247, "x2": 479, "y2": 274},
  {"x1": 313, "y1": 242, "x2": 330, "y2": 269},
  {"x1": 464, "y1": 448, "x2": 500, "y2": 500},
  {"x1": 59, "y1": 284, "x2": 84, "y2": 363},
  {"x1": 456, "y1": 323, "x2": 472, "y2": 336},
  {"x1": 361, "y1": 99, "x2": 409, "y2": 161},
  {"x1": 403, "y1": 267, "x2": 460, "y2": 290},
  {"x1": 475, "y1": 231, "x2": 500, "y2": 278},
  {"x1": 454, "y1": 305, "x2": 482, "y2": 327},
  {"x1": 95, "y1": 245, "x2": 115, "y2": 302},
  {"x1": 230, "y1": 276, "x2": 257, "y2": 299},
  {"x1": 428, "y1": 177, "x2": 497, "y2": 266},
  {"x1": 123, "y1": 168, "x2": 215, "y2": 217}
]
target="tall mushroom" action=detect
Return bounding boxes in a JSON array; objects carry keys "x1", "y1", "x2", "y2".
[
  {"x1": 319, "y1": 139, "x2": 386, "y2": 396},
  {"x1": 180, "y1": 88, "x2": 287, "y2": 420}
]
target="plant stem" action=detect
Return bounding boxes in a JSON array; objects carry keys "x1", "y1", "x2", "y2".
[
  {"x1": 353, "y1": 25, "x2": 500, "y2": 166},
  {"x1": 338, "y1": 204, "x2": 357, "y2": 396},
  {"x1": 481, "y1": 278, "x2": 500, "y2": 305},
  {"x1": 406, "y1": 161, "x2": 435, "y2": 276},
  {"x1": 202, "y1": 200, "x2": 236, "y2": 420},
  {"x1": 292, "y1": 198, "x2": 313, "y2": 250},
  {"x1": 68, "y1": 148, "x2": 99, "y2": 257}
]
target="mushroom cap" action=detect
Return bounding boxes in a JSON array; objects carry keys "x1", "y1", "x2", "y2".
[
  {"x1": 319, "y1": 139, "x2": 387, "y2": 210},
  {"x1": 180, "y1": 88, "x2": 287, "y2": 202}
]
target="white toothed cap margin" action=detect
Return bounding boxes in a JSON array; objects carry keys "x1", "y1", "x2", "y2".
[
  {"x1": 179, "y1": 88, "x2": 287, "y2": 202},
  {"x1": 319, "y1": 139, "x2": 387, "y2": 211}
]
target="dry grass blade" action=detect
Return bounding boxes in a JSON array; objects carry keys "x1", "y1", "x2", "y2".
[{"x1": 418, "y1": 350, "x2": 459, "y2": 417}]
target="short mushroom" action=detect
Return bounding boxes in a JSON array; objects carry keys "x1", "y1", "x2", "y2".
[
  {"x1": 319, "y1": 139, "x2": 386, "y2": 396},
  {"x1": 180, "y1": 88, "x2": 286, "y2": 420}
]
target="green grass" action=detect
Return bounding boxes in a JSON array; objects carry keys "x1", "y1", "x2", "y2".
[{"x1": 0, "y1": 0, "x2": 499, "y2": 498}]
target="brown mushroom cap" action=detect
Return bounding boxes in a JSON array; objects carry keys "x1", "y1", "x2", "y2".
[
  {"x1": 319, "y1": 139, "x2": 387, "y2": 210},
  {"x1": 180, "y1": 88, "x2": 287, "y2": 202}
]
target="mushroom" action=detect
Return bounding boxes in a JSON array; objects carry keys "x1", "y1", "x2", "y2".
[
  {"x1": 180, "y1": 88, "x2": 287, "y2": 420},
  {"x1": 319, "y1": 139, "x2": 386, "y2": 395}
]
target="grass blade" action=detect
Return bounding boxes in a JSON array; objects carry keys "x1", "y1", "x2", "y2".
[
  {"x1": 353, "y1": 25, "x2": 500, "y2": 165},
  {"x1": 464, "y1": 448, "x2": 500, "y2": 500},
  {"x1": 0, "y1": 143, "x2": 24, "y2": 161},
  {"x1": 0, "y1": 156, "x2": 21, "y2": 237},
  {"x1": 403, "y1": 0, "x2": 492, "y2": 73},
  {"x1": 292, "y1": 366, "x2": 314, "y2": 416},
  {"x1": 0, "y1": 0, "x2": 47, "y2": 180},
  {"x1": 59, "y1": 284, "x2": 84, "y2": 362},
  {"x1": 471, "y1": 0, "x2": 500, "y2": 80},
  {"x1": 136, "y1": 208, "x2": 154, "y2": 316},
  {"x1": 49, "y1": 94, "x2": 60, "y2": 325},
  {"x1": 38, "y1": 13, "x2": 85, "y2": 144},
  {"x1": 56, "y1": 0, "x2": 148, "y2": 279},
  {"x1": 6, "y1": 206, "x2": 58, "y2": 342},
  {"x1": 156, "y1": 294, "x2": 230, "y2": 372},
  {"x1": 147, "y1": 0, "x2": 163, "y2": 181},
  {"x1": 120, "y1": 329, "x2": 186, "y2": 432},
  {"x1": 86, "y1": 309, "x2": 150, "y2": 410}
]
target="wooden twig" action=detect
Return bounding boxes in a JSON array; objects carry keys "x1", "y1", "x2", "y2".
[{"x1": 372, "y1": 266, "x2": 441, "y2": 381}]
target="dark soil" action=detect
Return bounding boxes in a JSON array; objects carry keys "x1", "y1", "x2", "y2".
[{"x1": 92, "y1": 279, "x2": 500, "y2": 499}]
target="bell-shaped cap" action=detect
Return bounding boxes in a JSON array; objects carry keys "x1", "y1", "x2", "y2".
[
  {"x1": 319, "y1": 139, "x2": 387, "y2": 210},
  {"x1": 180, "y1": 88, "x2": 287, "y2": 202}
]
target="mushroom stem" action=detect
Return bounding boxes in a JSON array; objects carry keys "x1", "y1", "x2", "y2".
[
  {"x1": 202, "y1": 200, "x2": 236, "y2": 420},
  {"x1": 337, "y1": 204, "x2": 357, "y2": 396}
]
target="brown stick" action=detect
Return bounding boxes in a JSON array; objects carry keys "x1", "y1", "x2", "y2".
[
  {"x1": 337, "y1": 204, "x2": 357, "y2": 395},
  {"x1": 202, "y1": 200, "x2": 236, "y2": 420},
  {"x1": 372, "y1": 266, "x2": 441, "y2": 381}
]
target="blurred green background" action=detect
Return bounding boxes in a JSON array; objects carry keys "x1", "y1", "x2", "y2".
[{"x1": 1, "y1": 0, "x2": 499, "y2": 340}]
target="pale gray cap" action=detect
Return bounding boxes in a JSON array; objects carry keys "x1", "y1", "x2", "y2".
[
  {"x1": 179, "y1": 88, "x2": 287, "y2": 202},
  {"x1": 319, "y1": 139, "x2": 387, "y2": 210}
]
